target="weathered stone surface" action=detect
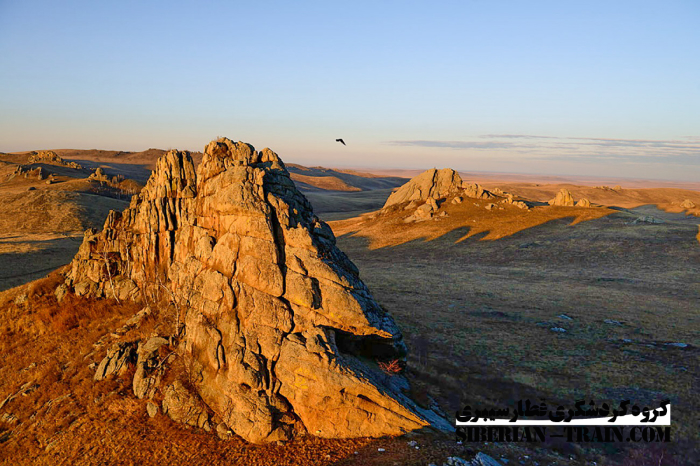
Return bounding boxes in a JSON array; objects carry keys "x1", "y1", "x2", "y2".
[
  {"x1": 146, "y1": 401, "x2": 159, "y2": 418},
  {"x1": 65, "y1": 138, "x2": 448, "y2": 443},
  {"x1": 548, "y1": 188, "x2": 575, "y2": 206},
  {"x1": 680, "y1": 199, "x2": 696, "y2": 209},
  {"x1": 94, "y1": 342, "x2": 137, "y2": 381},
  {"x1": 384, "y1": 168, "x2": 462, "y2": 207},
  {"x1": 461, "y1": 183, "x2": 493, "y2": 200},
  {"x1": 162, "y1": 380, "x2": 210, "y2": 429},
  {"x1": 133, "y1": 337, "x2": 169, "y2": 399},
  {"x1": 576, "y1": 198, "x2": 591, "y2": 207}
]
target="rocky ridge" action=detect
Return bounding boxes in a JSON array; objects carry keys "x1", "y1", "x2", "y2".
[
  {"x1": 61, "y1": 138, "x2": 450, "y2": 443},
  {"x1": 382, "y1": 168, "x2": 529, "y2": 222}
]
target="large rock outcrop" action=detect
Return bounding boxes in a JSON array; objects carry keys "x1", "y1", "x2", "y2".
[
  {"x1": 384, "y1": 168, "x2": 462, "y2": 207},
  {"x1": 65, "y1": 138, "x2": 449, "y2": 443}
]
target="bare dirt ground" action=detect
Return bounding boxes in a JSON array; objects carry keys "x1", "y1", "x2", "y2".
[{"x1": 0, "y1": 153, "x2": 697, "y2": 465}]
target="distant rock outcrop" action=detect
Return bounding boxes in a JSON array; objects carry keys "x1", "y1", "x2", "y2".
[
  {"x1": 680, "y1": 199, "x2": 696, "y2": 209},
  {"x1": 548, "y1": 189, "x2": 575, "y2": 207},
  {"x1": 64, "y1": 138, "x2": 449, "y2": 443},
  {"x1": 28, "y1": 150, "x2": 83, "y2": 169},
  {"x1": 384, "y1": 168, "x2": 462, "y2": 207},
  {"x1": 576, "y1": 198, "x2": 591, "y2": 207}
]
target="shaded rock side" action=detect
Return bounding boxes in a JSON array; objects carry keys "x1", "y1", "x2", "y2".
[
  {"x1": 65, "y1": 138, "x2": 447, "y2": 442},
  {"x1": 384, "y1": 168, "x2": 462, "y2": 207}
]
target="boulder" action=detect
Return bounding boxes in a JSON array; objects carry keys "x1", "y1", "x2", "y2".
[
  {"x1": 94, "y1": 342, "x2": 137, "y2": 381},
  {"x1": 461, "y1": 183, "x2": 493, "y2": 200},
  {"x1": 65, "y1": 138, "x2": 450, "y2": 443},
  {"x1": 576, "y1": 198, "x2": 591, "y2": 207},
  {"x1": 680, "y1": 199, "x2": 696, "y2": 209},
  {"x1": 162, "y1": 380, "x2": 210, "y2": 430}
]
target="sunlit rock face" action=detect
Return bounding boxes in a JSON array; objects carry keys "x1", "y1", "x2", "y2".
[{"x1": 65, "y1": 137, "x2": 450, "y2": 443}]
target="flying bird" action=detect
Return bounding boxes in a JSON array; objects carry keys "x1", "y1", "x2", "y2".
[{"x1": 336, "y1": 138, "x2": 346, "y2": 146}]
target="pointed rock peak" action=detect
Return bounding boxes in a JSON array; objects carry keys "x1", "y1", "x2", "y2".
[{"x1": 63, "y1": 138, "x2": 451, "y2": 443}]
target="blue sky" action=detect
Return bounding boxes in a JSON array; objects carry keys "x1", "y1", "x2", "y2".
[{"x1": 1, "y1": 0, "x2": 698, "y2": 180}]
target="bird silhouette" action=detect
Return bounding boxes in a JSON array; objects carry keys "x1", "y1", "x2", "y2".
[{"x1": 336, "y1": 138, "x2": 346, "y2": 146}]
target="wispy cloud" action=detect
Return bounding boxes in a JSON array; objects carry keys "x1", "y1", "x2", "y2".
[
  {"x1": 387, "y1": 134, "x2": 700, "y2": 166},
  {"x1": 387, "y1": 140, "x2": 534, "y2": 150}
]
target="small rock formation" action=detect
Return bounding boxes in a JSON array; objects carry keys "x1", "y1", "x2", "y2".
[
  {"x1": 548, "y1": 189, "x2": 575, "y2": 207},
  {"x1": 680, "y1": 199, "x2": 696, "y2": 209},
  {"x1": 88, "y1": 167, "x2": 110, "y2": 182},
  {"x1": 28, "y1": 150, "x2": 83, "y2": 169},
  {"x1": 384, "y1": 168, "x2": 462, "y2": 207},
  {"x1": 64, "y1": 138, "x2": 449, "y2": 443},
  {"x1": 576, "y1": 198, "x2": 591, "y2": 207},
  {"x1": 461, "y1": 182, "x2": 493, "y2": 200}
]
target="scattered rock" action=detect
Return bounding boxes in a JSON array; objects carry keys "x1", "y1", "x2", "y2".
[
  {"x1": 576, "y1": 198, "x2": 591, "y2": 207},
  {"x1": 666, "y1": 342, "x2": 688, "y2": 348},
  {"x1": 604, "y1": 319, "x2": 623, "y2": 326},
  {"x1": 473, "y1": 452, "x2": 504, "y2": 466},
  {"x1": 485, "y1": 203, "x2": 497, "y2": 210},
  {"x1": 216, "y1": 422, "x2": 233, "y2": 440},
  {"x1": 0, "y1": 413, "x2": 18, "y2": 425},
  {"x1": 146, "y1": 401, "x2": 159, "y2": 418},
  {"x1": 445, "y1": 456, "x2": 471, "y2": 466},
  {"x1": 13, "y1": 293, "x2": 28, "y2": 306},
  {"x1": 54, "y1": 284, "x2": 68, "y2": 303},
  {"x1": 94, "y1": 342, "x2": 137, "y2": 381},
  {"x1": 451, "y1": 196, "x2": 463, "y2": 204},
  {"x1": 629, "y1": 216, "x2": 664, "y2": 225},
  {"x1": 462, "y1": 183, "x2": 493, "y2": 200},
  {"x1": 558, "y1": 314, "x2": 573, "y2": 320},
  {"x1": 550, "y1": 327, "x2": 567, "y2": 333},
  {"x1": 680, "y1": 199, "x2": 696, "y2": 209}
]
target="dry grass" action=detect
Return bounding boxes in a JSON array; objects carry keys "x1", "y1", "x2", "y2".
[
  {"x1": 333, "y1": 203, "x2": 699, "y2": 465},
  {"x1": 331, "y1": 199, "x2": 613, "y2": 249},
  {"x1": 290, "y1": 173, "x2": 362, "y2": 192}
]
